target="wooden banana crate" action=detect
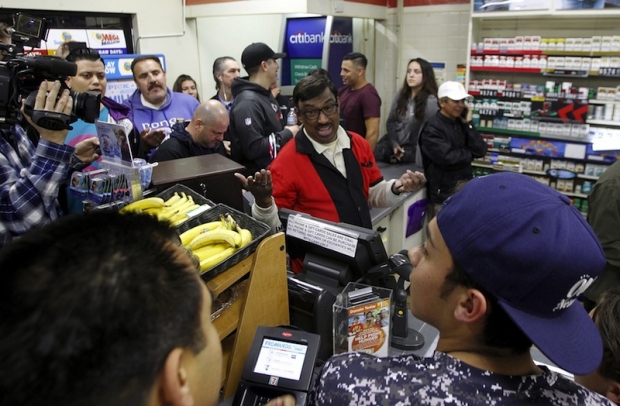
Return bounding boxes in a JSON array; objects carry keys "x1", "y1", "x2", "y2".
[{"x1": 175, "y1": 204, "x2": 271, "y2": 281}]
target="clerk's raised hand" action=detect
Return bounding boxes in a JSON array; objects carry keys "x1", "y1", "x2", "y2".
[
  {"x1": 394, "y1": 170, "x2": 426, "y2": 194},
  {"x1": 21, "y1": 80, "x2": 73, "y2": 145},
  {"x1": 235, "y1": 169, "x2": 273, "y2": 209}
]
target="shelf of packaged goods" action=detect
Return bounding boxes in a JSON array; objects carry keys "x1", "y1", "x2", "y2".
[
  {"x1": 470, "y1": 50, "x2": 543, "y2": 55},
  {"x1": 523, "y1": 168, "x2": 547, "y2": 175},
  {"x1": 587, "y1": 119, "x2": 620, "y2": 127},
  {"x1": 479, "y1": 127, "x2": 595, "y2": 143},
  {"x1": 469, "y1": 90, "x2": 531, "y2": 99},
  {"x1": 589, "y1": 99, "x2": 620, "y2": 105},
  {"x1": 563, "y1": 191, "x2": 590, "y2": 199},
  {"x1": 471, "y1": 50, "x2": 620, "y2": 57},
  {"x1": 474, "y1": 162, "x2": 550, "y2": 176},
  {"x1": 577, "y1": 174, "x2": 599, "y2": 181},
  {"x1": 474, "y1": 162, "x2": 598, "y2": 185},
  {"x1": 478, "y1": 127, "x2": 540, "y2": 137},
  {"x1": 470, "y1": 66, "x2": 541, "y2": 73},
  {"x1": 589, "y1": 73, "x2": 620, "y2": 78}
]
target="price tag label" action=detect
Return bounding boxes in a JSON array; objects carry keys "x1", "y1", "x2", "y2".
[
  {"x1": 502, "y1": 90, "x2": 522, "y2": 99},
  {"x1": 599, "y1": 67, "x2": 620, "y2": 76},
  {"x1": 479, "y1": 89, "x2": 499, "y2": 97}
]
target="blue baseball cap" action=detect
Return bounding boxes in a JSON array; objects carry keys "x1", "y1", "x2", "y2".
[{"x1": 436, "y1": 172, "x2": 605, "y2": 375}]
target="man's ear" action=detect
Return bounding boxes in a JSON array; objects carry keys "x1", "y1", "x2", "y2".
[
  {"x1": 606, "y1": 382, "x2": 620, "y2": 405},
  {"x1": 294, "y1": 108, "x2": 303, "y2": 125},
  {"x1": 453, "y1": 288, "x2": 487, "y2": 323},
  {"x1": 158, "y1": 348, "x2": 194, "y2": 406}
]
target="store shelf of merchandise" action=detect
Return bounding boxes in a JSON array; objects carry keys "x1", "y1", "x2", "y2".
[
  {"x1": 523, "y1": 168, "x2": 547, "y2": 175},
  {"x1": 472, "y1": 161, "x2": 545, "y2": 176},
  {"x1": 588, "y1": 119, "x2": 620, "y2": 127},
  {"x1": 470, "y1": 66, "x2": 541, "y2": 73},
  {"x1": 470, "y1": 9, "x2": 620, "y2": 19},
  {"x1": 577, "y1": 174, "x2": 599, "y2": 180},
  {"x1": 563, "y1": 191, "x2": 590, "y2": 199},
  {"x1": 470, "y1": 50, "x2": 543, "y2": 55},
  {"x1": 479, "y1": 126, "x2": 596, "y2": 144},
  {"x1": 478, "y1": 127, "x2": 539, "y2": 137},
  {"x1": 470, "y1": 50, "x2": 620, "y2": 56},
  {"x1": 589, "y1": 100, "x2": 620, "y2": 105}
]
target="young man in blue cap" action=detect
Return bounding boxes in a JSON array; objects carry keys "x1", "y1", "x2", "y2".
[{"x1": 306, "y1": 172, "x2": 613, "y2": 405}]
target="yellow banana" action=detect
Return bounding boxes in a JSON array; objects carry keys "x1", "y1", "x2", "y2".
[
  {"x1": 167, "y1": 204, "x2": 200, "y2": 226},
  {"x1": 159, "y1": 197, "x2": 195, "y2": 221},
  {"x1": 179, "y1": 221, "x2": 222, "y2": 246},
  {"x1": 119, "y1": 197, "x2": 165, "y2": 213},
  {"x1": 188, "y1": 229, "x2": 241, "y2": 250},
  {"x1": 166, "y1": 194, "x2": 190, "y2": 211},
  {"x1": 200, "y1": 247, "x2": 236, "y2": 272},
  {"x1": 163, "y1": 192, "x2": 181, "y2": 206},
  {"x1": 192, "y1": 243, "x2": 229, "y2": 262},
  {"x1": 239, "y1": 228, "x2": 253, "y2": 248}
]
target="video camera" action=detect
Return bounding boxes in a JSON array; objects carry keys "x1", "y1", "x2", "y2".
[{"x1": 0, "y1": 13, "x2": 101, "y2": 130}]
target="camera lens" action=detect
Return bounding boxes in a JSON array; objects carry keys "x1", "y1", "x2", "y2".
[{"x1": 70, "y1": 91, "x2": 101, "y2": 123}]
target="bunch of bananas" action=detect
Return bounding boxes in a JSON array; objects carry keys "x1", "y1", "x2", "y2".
[
  {"x1": 179, "y1": 213, "x2": 253, "y2": 272},
  {"x1": 119, "y1": 192, "x2": 206, "y2": 227}
]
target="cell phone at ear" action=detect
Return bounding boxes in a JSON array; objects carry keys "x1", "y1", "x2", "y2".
[{"x1": 460, "y1": 106, "x2": 469, "y2": 119}]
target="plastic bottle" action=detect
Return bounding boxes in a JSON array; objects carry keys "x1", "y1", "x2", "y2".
[{"x1": 287, "y1": 109, "x2": 297, "y2": 126}]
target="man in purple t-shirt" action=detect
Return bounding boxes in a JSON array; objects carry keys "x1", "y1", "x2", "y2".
[{"x1": 338, "y1": 52, "x2": 381, "y2": 149}]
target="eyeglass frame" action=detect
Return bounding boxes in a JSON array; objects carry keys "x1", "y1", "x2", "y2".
[{"x1": 298, "y1": 103, "x2": 339, "y2": 120}]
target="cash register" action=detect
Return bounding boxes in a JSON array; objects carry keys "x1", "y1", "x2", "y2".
[{"x1": 280, "y1": 209, "x2": 423, "y2": 360}]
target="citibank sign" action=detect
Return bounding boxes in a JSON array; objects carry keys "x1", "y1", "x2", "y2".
[
  {"x1": 289, "y1": 31, "x2": 352, "y2": 45},
  {"x1": 290, "y1": 32, "x2": 324, "y2": 44},
  {"x1": 330, "y1": 31, "x2": 352, "y2": 44}
]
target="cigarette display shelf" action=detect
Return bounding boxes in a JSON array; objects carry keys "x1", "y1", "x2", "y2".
[
  {"x1": 588, "y1": 119, "x2": 620, "y2": 127},
  {"x1": 471, "y1": 50, "x2": 620, "y2": 57},
  {"x1": 589, "y1": 99, "x2": 620, "y2": 105},
  {"x1": 470, "y1": 66, "x2": 542, "y2": 74}
]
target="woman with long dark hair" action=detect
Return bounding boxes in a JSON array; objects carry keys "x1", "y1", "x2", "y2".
[
  {"x1": 375, "y1": 58, "x2": 439, "y2": 163},
  {"x1": 173, "y1": 74, "x2": 201, "y2": 102}
]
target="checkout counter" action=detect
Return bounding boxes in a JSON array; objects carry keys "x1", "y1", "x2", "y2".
[
  {"x1": 240, "y1": 160, "x2": 428, "y2": 361},
  {"x1": 370, "y1": 161, "x2": 427, "y2": 254}
]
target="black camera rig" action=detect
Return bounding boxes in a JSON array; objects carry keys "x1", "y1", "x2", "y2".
[{"x1": 0, "y1": 13, "x2": 100, "y2": 131}]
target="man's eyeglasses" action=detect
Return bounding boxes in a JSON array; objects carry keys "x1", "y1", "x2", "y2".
[
  {"x1": 448, "y1": 99, "x2": 466, "y2": 104},
  {"x1": 299, "y1": 104, "x2": 338, "y2": 120}
]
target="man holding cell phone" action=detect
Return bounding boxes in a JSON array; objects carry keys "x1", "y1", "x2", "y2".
[{"x1": 418, "y1": 81, "x2": 487, "y2": 218}]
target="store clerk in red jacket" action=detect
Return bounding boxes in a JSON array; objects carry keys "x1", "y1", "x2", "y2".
[{"x1": 235, "y1": 73, "x2": 426, "y2": 248}]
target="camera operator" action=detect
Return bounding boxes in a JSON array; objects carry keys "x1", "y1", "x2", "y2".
[{"x1": 0, "y1": 80, "x2": 99, "y2": 250}]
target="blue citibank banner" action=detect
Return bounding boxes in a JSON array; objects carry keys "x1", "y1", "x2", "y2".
[{"x1": 281, "y1": 17, "x2": 353, "y2": 86}]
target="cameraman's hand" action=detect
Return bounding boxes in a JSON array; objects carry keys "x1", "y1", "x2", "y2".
[
  {"x1": 140, "y1": 129, "x2": 166, "y2": 148},
  {"x1": 74, "y1": 137, "x2": 100, "y2": 164},
  {"x1": 21, "y1": 81, "x2": 72, "y2": 145}
]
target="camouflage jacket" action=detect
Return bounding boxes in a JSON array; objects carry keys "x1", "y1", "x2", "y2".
[{"x1": 307, "y1": 351, "x2": 614, "y2": 405}]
